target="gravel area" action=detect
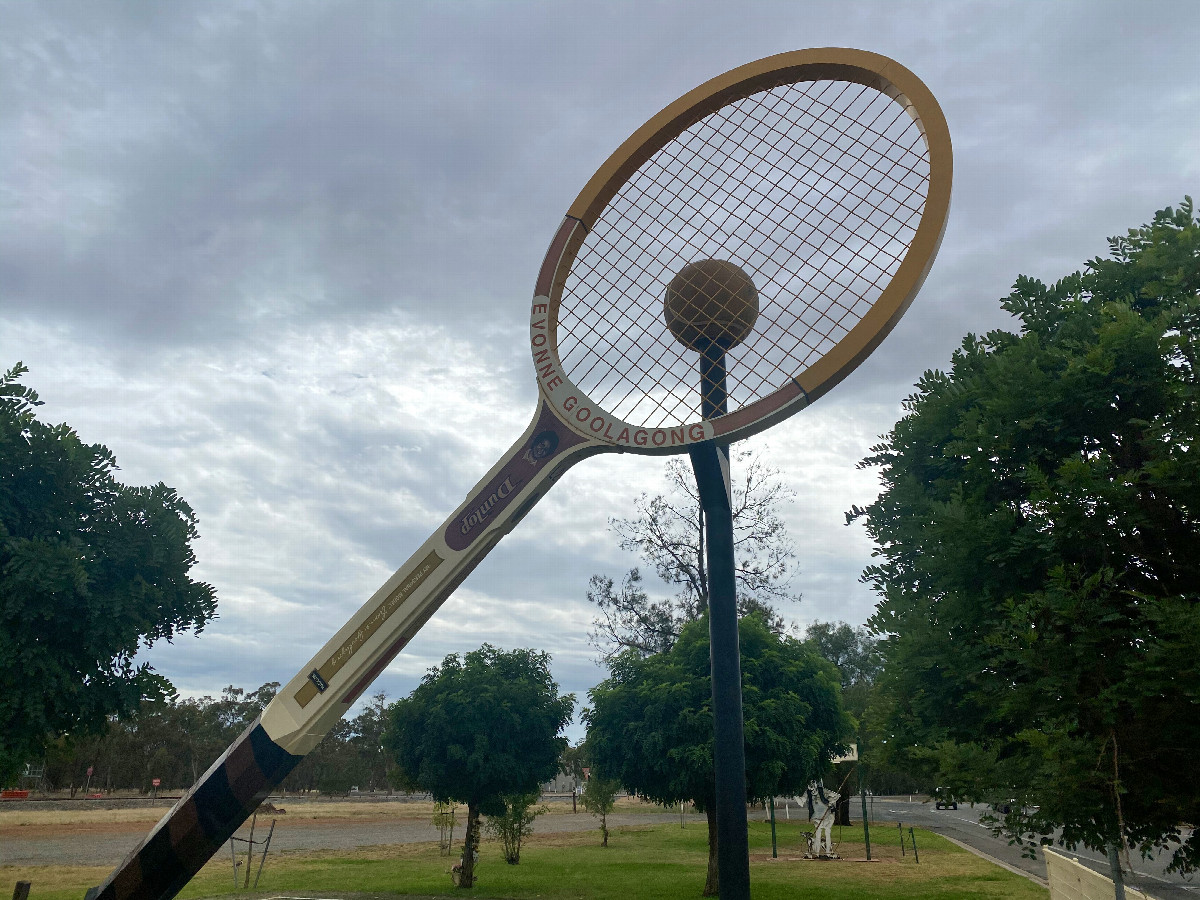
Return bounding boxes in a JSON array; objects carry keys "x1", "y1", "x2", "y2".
[{"x1": 1, "y1": 807, "x2": 705, "y2": 868}]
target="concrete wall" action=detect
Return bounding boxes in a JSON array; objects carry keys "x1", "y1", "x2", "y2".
[{"x1": 1045, "y1": 847, "x2": 1150, "y2": 900}]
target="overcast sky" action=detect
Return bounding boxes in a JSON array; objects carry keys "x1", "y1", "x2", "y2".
[{"x1": 4, "y1": 0, "x2": 1198, "y2": 742}]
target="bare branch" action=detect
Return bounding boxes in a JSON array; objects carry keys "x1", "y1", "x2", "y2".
[{"x1": 587, "y1": 448, "x2": 801, "y2": 663}]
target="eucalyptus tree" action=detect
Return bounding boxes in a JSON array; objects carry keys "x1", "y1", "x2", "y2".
[
  {"x1": 588, "y1": 449, "x2": 799, "y2": 662},
  {"x1": 852, "y1": 199, "x2": 1200, "y2": 875}
]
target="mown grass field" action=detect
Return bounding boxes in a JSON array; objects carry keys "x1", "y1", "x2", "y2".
[{"x1": 4, "y1": 817, "x2": 1047, "y2": 900}]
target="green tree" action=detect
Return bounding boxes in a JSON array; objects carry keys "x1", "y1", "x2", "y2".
[
  {"x1": 588, "y1": 450, "x2": 799, "y2": 662},
  {"x1": 348, "y1": 691, "x2": 391, "y2": 792},
  {"x1": 0, "y1": 364, "x2": 217, "y2": 785},
  {"x1": 803, "y1": 621, "x2": 880, "y2": 722},
  {"x1": 383, "y1": 645, "x2": 574, "y2": 888},
  {"x1": 850, "y1": 199, "x2": 1200, "y2": 875},
  {"x1": 801, "y1": 622, "x2": 927, "y2": 801},
  {"x1": 559, "y1": 742, "x2": 588, "y2": 785},
  {"x1": 580, "y1": 773, "x2": 620, "y2": 846},
  {"x1": 585, "y1": 615, "x2": 850, "y2": 896},
  {"x1": 484, "y1": 790, "x2": 546, "y2": 864},
  {"x1": 38, "y1": 682, "x2": 279, "y2": 794},
  {"x1": 182, "y1": 682, "x2": 279, "y2": 787},
  {"x1": 558, "y1": 742, "x2": 588, "y2": 812},
  {"x1": 803, "y1": 622, "x2": 882, "y2": 824}
]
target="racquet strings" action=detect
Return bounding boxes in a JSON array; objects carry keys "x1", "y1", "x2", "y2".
[{"x1": 556, "y1": 77, "x2": 932, "y2": 430}]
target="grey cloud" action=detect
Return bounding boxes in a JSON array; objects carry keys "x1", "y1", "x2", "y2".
[
  {"x1": 5, "y1": 0, "x2": 1200, "y2": 714},
  {"x1": 3, "y1": 3, "x2": 569, "y2": 344}
]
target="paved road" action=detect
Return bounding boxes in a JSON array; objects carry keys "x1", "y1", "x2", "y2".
[{"x1": 874, "y1": 796, "x2": 1199, "y2": 900}]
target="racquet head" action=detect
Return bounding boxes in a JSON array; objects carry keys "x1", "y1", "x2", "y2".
[{"x1": 530, "y1": 47, "x2": 952, "y2": 453}]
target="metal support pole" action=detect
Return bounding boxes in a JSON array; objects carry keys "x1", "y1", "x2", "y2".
[
  {"x1": 769, "y1": 797, "x2": 778, "y2": 858},
  {"x1": 689, "y1": 338, "x2": 750, "y2": 900},
  {"x1": 909, "y1": 827, "x2": 919, "y2": 864},
  {"x1": 698, "y1": 342, "x2": 727, "y2": 423},
  {"x1": 859, "y1": 767, "x2": 871, "y2": 861},
  {"x1": 1107, "y1": 844, "x2": 1127, "y2": 900}
]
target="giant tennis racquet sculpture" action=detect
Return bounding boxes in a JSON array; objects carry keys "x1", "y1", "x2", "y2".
[{"x1": 90, "y1": 48, "x2": 951, "y2": 900}]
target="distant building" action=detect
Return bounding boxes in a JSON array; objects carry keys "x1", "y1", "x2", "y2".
[{"x1": 540, "y1": 771, "x2": 579, "y2": 793}]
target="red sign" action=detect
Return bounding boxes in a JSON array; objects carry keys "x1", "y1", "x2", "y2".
[
  {"x1": 86, "y1": 766, "x2": 94, "y2": 777},
  {"x1": 151, "y1": 778, "x2": 161, "y2": 787}
]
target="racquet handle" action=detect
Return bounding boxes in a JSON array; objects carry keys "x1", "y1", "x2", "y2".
[
  {"x1": 89, "y1": 398, "x2": 598, "y2": 900},
  {"x1": 87, "y1": 718, "x2": 299, "y2": 900}
]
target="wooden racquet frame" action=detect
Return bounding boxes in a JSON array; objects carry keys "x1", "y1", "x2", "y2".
[{"x1": 90, "y1": 47, "x2": 950, "y2": 900}]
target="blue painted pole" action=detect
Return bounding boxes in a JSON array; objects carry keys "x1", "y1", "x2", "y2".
[{"x1": 689, "y1": 338, "x2": 750, "y2": 900}]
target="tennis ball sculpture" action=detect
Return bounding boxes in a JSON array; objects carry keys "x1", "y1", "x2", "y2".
[{"x1": 664, "y1": 259, "x2": 759, "y2": 351}]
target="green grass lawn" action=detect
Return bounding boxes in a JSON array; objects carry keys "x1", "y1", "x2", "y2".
[{"x1": 6, "y1": 820, "x2": 1047, "y2": 900}]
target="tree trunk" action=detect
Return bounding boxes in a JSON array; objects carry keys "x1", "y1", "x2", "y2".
[
  {"x1": 459, "y1": 801, "x2": 480, "y2": 888},
  {"x1": 601, "y1": 813, "x2": 609, "y2": 847},
  {"x1": 703, "y1": 805, "x2": 720, "y2": 897},
  {"x1": 1109, "y1": 731, "x2": 1133, "y2": 873}
]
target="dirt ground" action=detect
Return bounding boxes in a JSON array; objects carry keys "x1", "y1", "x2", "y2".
[{"x1": 0, "y1": 794, "x2": 704, "y2": 868}]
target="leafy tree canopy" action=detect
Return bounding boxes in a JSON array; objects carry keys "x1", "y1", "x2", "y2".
[
  {"x1": 851, "y1": 199, "x2": 1200, "y2": 872},
  {"x1": 383, "y1": 644, "x2": 574, "y2": 887},
  {"x1": 0, "y1": 363, "x2": 216, "y2": 784},
  {"x1": 588, "y1": 449, "x2": 799, "y2": 662},
  {"x1": 39, "y1": 682, "x2": 395, "y2": 798},
  {"x1": 803, "y1": 621, "x2": 880, "y2": 691},
  {"x1": 803, "y1": 620, "x2": 907, "y2": 802},
  {"x1": 585, "y1": 614, "x2": 850, "y2": 893}
]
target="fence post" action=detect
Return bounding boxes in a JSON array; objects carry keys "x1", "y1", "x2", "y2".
[
  {"x1": 253, "y1": 820, "x2": 277, "y2": 889},
  {"x1": 242, "y1": 812, "x2": 257, "y2": 889}
]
